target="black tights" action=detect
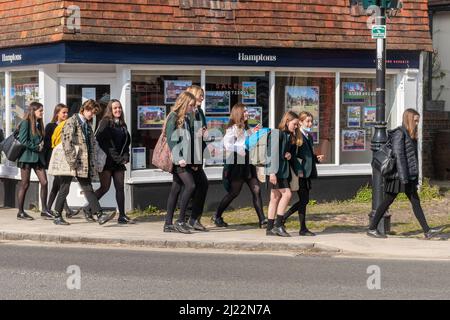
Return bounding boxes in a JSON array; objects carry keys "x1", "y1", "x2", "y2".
[
  {"x1": 47, "y1": 176, "x2": 71, "y2": 213},
  {"x1": 18, "y1": 167, "x2": 48, "y2": 212},
  {"x1": 216, "y1": 178, "x2": 265, "y2": 222},
  {"x1": 284, "y1": 187, "x2": 310, "y2": 232},
  {"x1": 369, "y1": 190, "x2": 430, "y2": 232},
  {"x1": 95, "y1": 170, "x2": 126, "y2": 216},
  {"x1": 165, "y1": 170, "x2": 196, "y2": 225}
]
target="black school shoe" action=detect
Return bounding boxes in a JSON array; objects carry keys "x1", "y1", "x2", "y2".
[
  {"x1": 424, "y1": 227, "x2": 446, "y2": 240},
  {"x1": 271, "y1": 226, "x2": 291, "y2": 237},
  {"x1": 211, "y1": 216, "x2": 228, "y2": 228},
  {"x1": 118, "y1": 215, "x2": 136, "y2": 225},
  {"x1": 299, "y1": 229, "x2": 316, "y2": 237},
  {"x1": 17, "y1": 211, "x2": 34, "y2": 221},
  {"x1": 366, "y1": 229, "x2": 388, "y2": 239},
  {"x1": 188, "y1": 219, "x2": 208, "y2": 231},
  {"x1": 41, "y1": 210, "x2": 56, "y2": 220}
]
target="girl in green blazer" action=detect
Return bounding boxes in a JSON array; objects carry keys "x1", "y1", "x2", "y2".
[
  {"x1": 16, "y1": 102, "x2": 53, "y2": 221},
  {"x1": 284, "y1": 111, "x2": 324, "y2": 236},
  {"x1": 266, "y1": 111, "x2": 302, "y2": 237},
  {"x1": 164, "y1": 91, "x2": 198, "y2": 234}
]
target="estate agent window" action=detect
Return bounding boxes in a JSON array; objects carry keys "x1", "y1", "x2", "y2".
[
  {"x1": 131, "y1": 70, "x2": 201, "y2": 170},
  {"x1": 339, "y1": 74, "x2": 395, "y2": 165},
  {"x1": 275, "y1": 72, "x2": 336, "y2": 165}
]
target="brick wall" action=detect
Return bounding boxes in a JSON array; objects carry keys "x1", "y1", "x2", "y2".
[
  {"x1": 0, "y1": 0, "x2": 433, "y2": 51},
  {"x1": 422, "y1": 111, "x2": 450, "y2": 178}
]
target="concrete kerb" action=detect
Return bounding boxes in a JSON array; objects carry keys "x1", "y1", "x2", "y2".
[{"x1": 0, "y1": 231, "x2": 343, "y2": 254}]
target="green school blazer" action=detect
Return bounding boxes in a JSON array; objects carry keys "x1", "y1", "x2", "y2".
[
  {"x1": 17, "y1": 120, "x2": 45, "y2": 164},
  {"x1": 295, "y1": 132, "x2": 319, "y2": 179}
]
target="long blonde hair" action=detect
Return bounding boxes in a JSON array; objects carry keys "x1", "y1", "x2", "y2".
[
  {"x1": 278, "y1": 111, "x2": 302, "y2": 146},
  {"x1": 170, "y1": 91, "x2": 196, "y2": 128},
  {"x1": 186, "y1": 85, "x2": 204, "y2": 107},
  {"x1": 402, "y1": 108, "x2": 420, "y2": 139}
]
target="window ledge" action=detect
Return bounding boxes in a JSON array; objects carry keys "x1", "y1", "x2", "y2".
[{"x1": 127, "y1": 164, "x2": 372, "y2": 184}]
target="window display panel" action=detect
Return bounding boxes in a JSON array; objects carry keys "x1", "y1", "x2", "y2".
[
  {"x1": 11, "y1": 71, "x2": 39, "y2": 131},
  {"x1": 0, "y1": 72, "x2": 5, "y2": 132},
  {"x1": 275, "y1": 73, "x2": 336, "y2": 164},
  {"x1": 205, "y1": 71, "x2": 269, "y2": 165},
  {"x1": 0, "y1": 73, "x2": 5, "y2": 165},
  {"x1": 131, "y1": 70, "x2": 201, "y2": 170},
  {"x1": 339, "y1": 75, "x2": 395, "y2": 164}
]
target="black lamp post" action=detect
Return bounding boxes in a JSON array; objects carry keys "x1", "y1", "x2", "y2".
[{"x1": 361, "y1": 0, "x2": 402, "y2": 234}]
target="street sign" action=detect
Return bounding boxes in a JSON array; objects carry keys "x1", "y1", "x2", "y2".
[{"x1": 372, "y1": 25, "x2": 386, "y2": 39}]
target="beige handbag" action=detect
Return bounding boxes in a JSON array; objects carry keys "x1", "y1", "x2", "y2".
[{"x1": 47, "y1": 143, "x2": 79, "y2": 176}]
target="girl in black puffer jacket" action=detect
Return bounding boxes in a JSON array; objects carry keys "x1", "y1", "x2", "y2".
[{"x1": 368, "y1": 109, "x2": 444, "y2": 239}]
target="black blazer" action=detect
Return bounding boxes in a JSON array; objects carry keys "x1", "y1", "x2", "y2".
[{"x1": 95, "y1": 119, "x2": 131, "y2": 169}]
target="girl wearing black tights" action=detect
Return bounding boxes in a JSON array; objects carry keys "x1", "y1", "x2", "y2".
[
  {"x1": 283, "y1": 111, "x2": 324, "y2": 236},
  {"x1": 16, "y1": 102, "x2": 52, "y2": 221},
  {"x1": 94, "y1": 99, "x2": 132, "y2": 224},
  {"x1": 211, "y1": 103, "x2": 267, "y2": 228},
  {"x1": 164, "y1": 91, "x2": 198, "y2": 234},
  {"x1": 44, "y1": 103, "x2": 73, "y2": 218},
  {"x1": 368, "y1": 109, "x2": 444, "y2": 239}
]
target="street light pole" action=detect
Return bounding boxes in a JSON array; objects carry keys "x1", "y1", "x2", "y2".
[{"x1": 370, "y1": 5, "x2": 390, "y2": 234}]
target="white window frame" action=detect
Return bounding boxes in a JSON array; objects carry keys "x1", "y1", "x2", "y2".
[{"x1": 0, "y1": 67, "x2": 41, "y2": 180}]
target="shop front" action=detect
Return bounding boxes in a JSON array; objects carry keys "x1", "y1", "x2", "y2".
[{"x1": 0, "y1": 42, "x2": 425, "y2": 211}]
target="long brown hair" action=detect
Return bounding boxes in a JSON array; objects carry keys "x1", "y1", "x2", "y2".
[
  {"x1": 170, "y1": 91, "x2": 196, "y2": 128},
  {"x1": 402, "y1": 108, "x2": 420, "y2": 139},
  {"x1": 22, "y1": 101, "x2": 44, "y2": 137},
  {"x1": 227, "y1": 103, "x2": 248, "y2": 130},
  {"x1": 278, "y1": 111, "x2": 302, "y2": 146},
  {"x1": 102, "y1": 99, "x2": 126, "y2": 127},
  {"x1": 51, "y1": 103, "x2": 68, "y2": 123}
]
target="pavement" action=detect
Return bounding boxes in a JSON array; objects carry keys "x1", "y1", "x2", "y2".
[{"x1": 0, "y1": 208, "x2": 449, "y2": 260}]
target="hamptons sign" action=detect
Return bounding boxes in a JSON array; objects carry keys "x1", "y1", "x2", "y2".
[
  {"x1": 2, "y1": 53, "x2": 23, "y2": 63},
  {"x1": 238, "y1": 53, "x2": 277, "y2": 64}
]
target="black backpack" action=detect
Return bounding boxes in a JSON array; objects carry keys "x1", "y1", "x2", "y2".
[{"x1": 372, "y1": 131, "x2": 396, "y2": 178}]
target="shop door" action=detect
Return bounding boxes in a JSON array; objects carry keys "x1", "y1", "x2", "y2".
[{"x1": 59, "y1": 79, "x2": 117, "y2": 211}]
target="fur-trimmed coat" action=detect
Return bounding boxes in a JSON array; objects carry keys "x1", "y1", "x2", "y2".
[{"x1": 62, "y1": 114, "x2": 98, "y2": 179}]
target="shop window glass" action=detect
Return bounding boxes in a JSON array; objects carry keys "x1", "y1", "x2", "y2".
[
  {"x1": 205, "y1": 71, "x2": 269, "y2": 166},
  {"x1": 0, "y1": 72, "x2": 5, "y2": 133},
  {"x1": 131, "y1": 70, "x2": 201, "y2": 170},
  {"x1": 339, "y1": 75, "x2": 395, "y2": 164},
  {"x1": 11, "y1": 71, "x2": 39, "y2": 131},
  {"x1": 0, "y1": 73, "x2": 5, "y2": 164},
  {"x1": 275, "y1": 72, "x2": 336, "y2": 164}
]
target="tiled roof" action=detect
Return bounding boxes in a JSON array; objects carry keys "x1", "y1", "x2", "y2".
[{"x1": 0, "y1": 0, "x2": 433, "y2": 51}]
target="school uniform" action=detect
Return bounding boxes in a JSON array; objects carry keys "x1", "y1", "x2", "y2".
[
  {"x1": 268, "y1": 130, "x2": 292, "y2": 189},
  {"x1": 284, "y1": 129, "x2": 320, "y2": 234}
]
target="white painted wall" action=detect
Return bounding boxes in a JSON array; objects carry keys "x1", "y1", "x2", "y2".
[{"x1": 432, "y1": 12, "x2": 450, "y2": 111}]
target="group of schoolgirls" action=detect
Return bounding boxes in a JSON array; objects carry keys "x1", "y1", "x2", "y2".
[{"x1": 162, "y1": 85, "x2": 323, "y2": 237}]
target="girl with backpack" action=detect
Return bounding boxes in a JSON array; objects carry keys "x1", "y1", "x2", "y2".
[
  {"x1": 211, "y1": 103, "x2": 267, "y2": 229},
  {"x1": 44, "y1": 103, "x2": 74, "y2": 219},
  {"x1": 266, "y1": 111, "x2": 302, "y2": 237},
  {"x1": 16, "y1": 102, "x2": 53, "y2": 221},
  {"x1": 283, "y1": 111, "x2": 324, "y2": 236},
  {"x1": 368, "y1": 108, "x2": 444, "y2": 239}
]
